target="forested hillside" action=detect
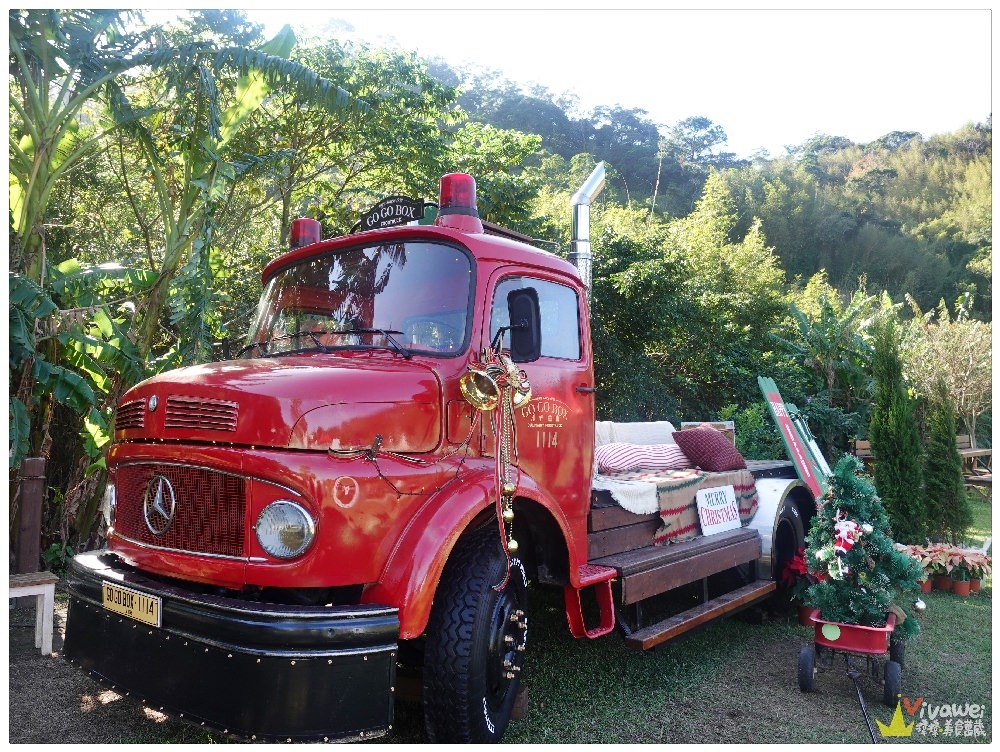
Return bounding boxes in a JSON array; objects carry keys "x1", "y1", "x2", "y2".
[
  {"x1": 435, "y1": 62, "x2": 991, "y2": 319},
  {"x1": 9, "y1": 10, "x2": 992, "y2": 555}
]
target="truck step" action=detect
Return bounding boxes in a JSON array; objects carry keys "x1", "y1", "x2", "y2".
[
  {"x1": 564, "y1": 564, "x2": 617, "y2": 639},
  {"x1": 624, "y1": 580, "x2": 776, "y2": 651},
  {"x1": 592, "y1": 527, "x2": 762, "y2": 605}
]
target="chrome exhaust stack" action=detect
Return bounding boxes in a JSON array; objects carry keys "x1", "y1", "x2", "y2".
[{"x1": 568, "y1": 162, "x2": 606, "y2": 301}]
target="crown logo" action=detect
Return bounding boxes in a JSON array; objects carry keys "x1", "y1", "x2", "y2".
[{"x1": 877, "y1": 699, "x2": 915, "y2": 738}]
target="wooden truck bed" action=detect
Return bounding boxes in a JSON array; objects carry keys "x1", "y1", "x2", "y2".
[{"x1": 586, "y1": 460, "x2": 795, "y2": 649}]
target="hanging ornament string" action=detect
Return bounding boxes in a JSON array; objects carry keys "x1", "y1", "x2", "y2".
[
  {"x1": 329, "y1": 411, "x2": 483, "y2": 497},
  {"x1": 459, "y1": 344, "x2": 531, "y2": 591}
]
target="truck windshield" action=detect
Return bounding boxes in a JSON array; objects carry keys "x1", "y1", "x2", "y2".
[{"x1": 245, "y1": 240, "x2": 472, "y2": 358}]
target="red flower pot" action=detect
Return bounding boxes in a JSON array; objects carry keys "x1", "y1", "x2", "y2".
[
  {"x1": 933, "y1": 574, "x2": 953, "y2": 591},
  {"x1": 952, "y1": 579, "x2": 971, "y2": 597},
  {"x1": 919, "y1": 579, "x2": 932, "y2": 593},
  {"x1": 798, "y1": 604, "x2": 815, "y2": 627},
  {"x1": 970, "y1": 578, "x2": 982, "y2": 593}
]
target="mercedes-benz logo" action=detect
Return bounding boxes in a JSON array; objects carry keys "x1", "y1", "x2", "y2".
[{"x1": 143, "y1": 475, "x2": 176, "y2": 535}]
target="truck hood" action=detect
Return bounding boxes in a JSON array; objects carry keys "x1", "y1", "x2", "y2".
[{"x1": 116, "y1": 356, "x2": 442, "y2": 453}]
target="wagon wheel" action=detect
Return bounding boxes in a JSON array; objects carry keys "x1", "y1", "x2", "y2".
[
  {"x1": 889, "y1": 636, "x2": 905, "y2": 667},
  {"x1": 883, "y1": 660, "x2": 902, "y2": 707},
  {"x1": 798, "y1": 645, "x2": 816, "y2": 692}
]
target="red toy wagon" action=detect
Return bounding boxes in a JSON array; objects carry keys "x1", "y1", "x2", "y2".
[{"x1": 798, "y1": 608, "x2": 904, "y2": 707}]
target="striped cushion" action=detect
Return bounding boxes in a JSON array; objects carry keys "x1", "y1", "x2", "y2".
[{"x1": 595, "y1": 442, "x2": 694, "y2": 474}]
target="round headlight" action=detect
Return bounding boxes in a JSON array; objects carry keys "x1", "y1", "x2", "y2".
[
  {"x1": 102, "y1": 483, "x2": 117, "y2": 529},
  {"x1": 255, "y1": 501, "x2": 316, "y2": 559}
]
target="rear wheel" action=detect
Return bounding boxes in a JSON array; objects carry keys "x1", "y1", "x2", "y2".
[
  {"x1": 422, "y1": 526, "x2": 528, "y2": 742},
  {"x1": 775, "y1": 495, "x2": 806, "y2": 571}
]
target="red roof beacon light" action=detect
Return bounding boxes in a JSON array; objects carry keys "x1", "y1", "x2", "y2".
[
  {"x1": 289, "y1": 217, "x2": 322, "y2": 250},
  {"x1": 435, "y1": 173, "x2": 484, "y2": 233}
]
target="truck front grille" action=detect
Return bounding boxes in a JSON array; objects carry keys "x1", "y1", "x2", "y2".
[
  {"x1": 115, "y1": 463, "x2": 247, "y2": 558},
  {"x1": 116, "y1": 399, "x2": 146, "y2": 431},
  {"x1": 165, "y1": 396, "x2": 239, "y2": 432}
]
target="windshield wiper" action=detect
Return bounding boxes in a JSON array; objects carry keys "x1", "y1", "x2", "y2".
[
  {"x1": 239, "y1": 329, "x2": 412, "y2": 359},
  {"x1": 345, "y1": 328, "x2": 412, "y2": 359},
  {"x1": 236, "y1": 340, "x2": 269, "y2": 358}
]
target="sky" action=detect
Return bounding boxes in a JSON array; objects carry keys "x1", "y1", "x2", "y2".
[{"x1": 148, "y1": 5, "x2": 992, "y2": 159}]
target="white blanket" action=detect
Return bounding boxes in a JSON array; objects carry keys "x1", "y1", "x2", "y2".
[{"x1": 591, "y1": 473, "x2": 659, "y2": 515}]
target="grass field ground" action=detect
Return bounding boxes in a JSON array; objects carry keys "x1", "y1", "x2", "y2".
[
  {"x1": 397, "y1": 496, "x2": 994, "y2": 744},
  {"x1": 9, "y1": 499, "x2": 992, "y2": 744}
]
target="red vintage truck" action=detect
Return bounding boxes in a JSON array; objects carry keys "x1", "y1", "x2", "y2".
[{"x1": 64, "y1": 167, "x2": 818, "y2": 742}]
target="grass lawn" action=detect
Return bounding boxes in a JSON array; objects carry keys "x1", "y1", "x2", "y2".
[{"x1": 391, "y1": 494, "x2": 994, "y2": 744}]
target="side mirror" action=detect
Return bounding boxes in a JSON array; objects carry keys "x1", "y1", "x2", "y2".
[
  {"x1": 215, "y1": 339, "x2": 233, "y2": 361},
  {"x1": 507, "y1": 287, "x2": 541, "y2": 363}
]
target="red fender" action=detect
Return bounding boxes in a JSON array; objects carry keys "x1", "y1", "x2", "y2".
[{"x1": 362, "y1": 467, "x2": 582, "y2": 639}]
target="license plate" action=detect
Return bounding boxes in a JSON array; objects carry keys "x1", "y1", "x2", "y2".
[{"x1": 102, "y1": 581, "x2": 161, "y2": 627}]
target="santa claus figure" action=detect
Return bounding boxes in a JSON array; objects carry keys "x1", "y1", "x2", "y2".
[
  {"x1": 830, "y1": 510, "x2": 864, "y2": 577},
  {"x1": 833, "y1": 511, "x2": 862, "y2": 557}
]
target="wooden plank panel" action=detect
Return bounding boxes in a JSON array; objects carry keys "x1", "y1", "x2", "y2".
[
  {"x1": 589, "y1": 503, "x2": 658, "y2": 533},
  {"x1": 620, "y1": 536, "x2": 762, "y2": 604},
  {"x1": 624, "y1": 581, "x2": 777, "y2": 651},
  {"x1": 593, "y1": 528, "x2": 758, "y2": 576},
  {"x1": 587, "y1": 519, "x2": 660, "y2": 559}
]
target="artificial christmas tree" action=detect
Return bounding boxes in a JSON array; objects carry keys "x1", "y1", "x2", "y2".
[{"x1": 802, "y1": 454, "x2": 923, "y2": 640}]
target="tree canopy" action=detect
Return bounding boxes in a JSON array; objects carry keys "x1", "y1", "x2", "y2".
[{"x1": 8, "y1": 9, "x2": 991, "y2": 559}]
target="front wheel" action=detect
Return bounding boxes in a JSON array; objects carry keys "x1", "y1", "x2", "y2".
[
  {"x1": 798, "y1": 645, "x2": 816, "y2": 692},
  {"x1": 883, "y1": 660, "x2": 902, "y2": 707},
  {"x1": 422, "y1": 526, "x2": 529, "y2": 743},
  {"x1": 889, "y1": 636, "x2": 905, "y2": 667}
]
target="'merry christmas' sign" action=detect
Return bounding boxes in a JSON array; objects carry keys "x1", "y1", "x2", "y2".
[{"x1": 696, "y1": 484, "x2": 741, "y2": 536}]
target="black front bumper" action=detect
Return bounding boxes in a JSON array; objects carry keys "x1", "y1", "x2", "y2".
[{"x1": 64, "y1": 551, "x2": 400, "y2": 742}]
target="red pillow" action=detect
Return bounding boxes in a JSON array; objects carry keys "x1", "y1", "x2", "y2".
[
  {"x1": 672, "y1": 427, "x2": 747, "y2": 472},
  {"x1": 595, "y1": 442, "x2": 693, "y2": 474}
]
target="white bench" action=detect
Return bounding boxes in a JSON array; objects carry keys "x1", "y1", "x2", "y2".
[{"x1": 9, "y1": 571, "x2": 59, "y2": 655}]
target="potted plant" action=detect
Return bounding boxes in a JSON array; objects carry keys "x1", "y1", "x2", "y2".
[
  {"x1": 951, "y1": 558, "x2": 972, "y2": 596},
  {"x1": 896, "y1": 543, "x2": 932, "y2": 592},
  {"x1": 922, "y1": 543, "x2": 956, "y2": 591},
  {"x1": 780, "y1": 548, "x2": 822, "y2": 625},
  {"x1": 960, "y1": 549, "x2": 991, "y2": 593}
]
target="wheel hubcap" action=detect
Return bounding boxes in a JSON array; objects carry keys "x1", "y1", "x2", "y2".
[{"x1": 487, "y1": 598, "x2": 527, "y2": 710}]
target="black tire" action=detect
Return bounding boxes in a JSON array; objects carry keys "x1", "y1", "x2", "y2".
[
  {"x1": 889, "y1": 637, "x2": 905, "y2": 668},
  {"x1": 422, "y1": 526, "x2": 528, "y2": 743},
  {"x1": 773, "y1": 494, "x2": 807, "y2": 583},
  {"x1": 798, "y1": 645, "x2": 816, "y2": 692},
  {"x1": 883, "y1": 660, "x2": 902, "y2": 707}
]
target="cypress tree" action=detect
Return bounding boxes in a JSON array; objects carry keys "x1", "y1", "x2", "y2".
[
  {"x1": 923, "y1": 379, "x2": 972, "y2": 543},
  {"x1": 869, "y1": 317, "x2": 926, "y2": 543}
]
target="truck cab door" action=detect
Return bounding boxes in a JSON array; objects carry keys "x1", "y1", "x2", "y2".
[{"x1": 485, "y1": 273, "x2": 595, "y2": 524}]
